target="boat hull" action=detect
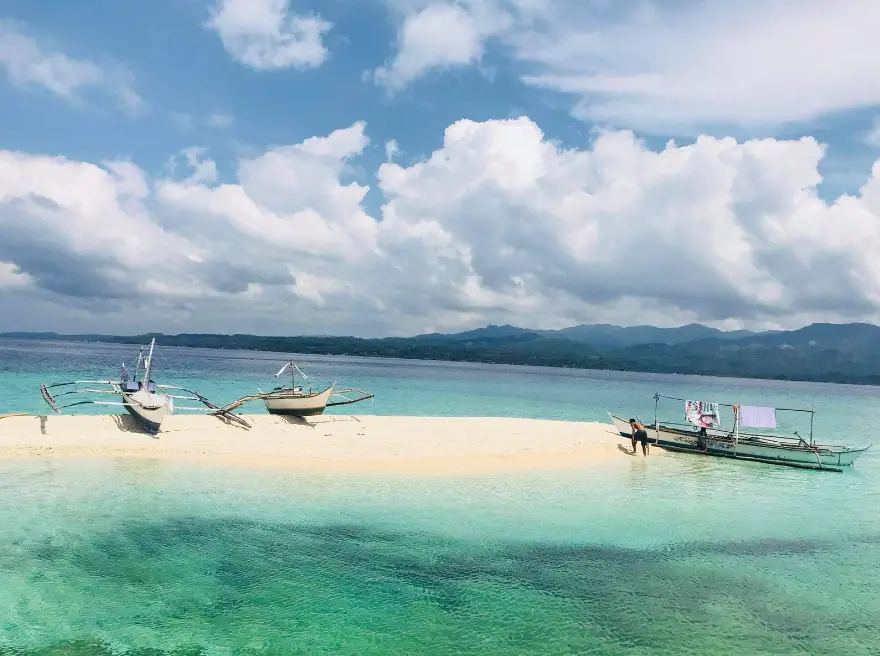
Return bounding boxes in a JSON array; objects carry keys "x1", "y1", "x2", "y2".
[
  {"x1": 122, "y1": 389, "x2": 169, "y2": 434},
  {"x1": 264, "y1": 386, "x2": 334, "y2": 416},
  {"x1": 608, "y1": 414, "x2": 868, "y2": 469}
]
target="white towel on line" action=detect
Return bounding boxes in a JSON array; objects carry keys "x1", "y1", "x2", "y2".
[{"x1": 739, "y1": 405, "x2": 776, "y2": 429}]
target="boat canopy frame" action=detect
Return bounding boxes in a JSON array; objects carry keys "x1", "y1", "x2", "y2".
[{"x1": 652, "y1": 392, "x2": 815, "y2": 446}]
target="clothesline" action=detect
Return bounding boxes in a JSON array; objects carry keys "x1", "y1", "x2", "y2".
[{"x1": 653, "y1": 393, "x2": 814, "y2": 415}]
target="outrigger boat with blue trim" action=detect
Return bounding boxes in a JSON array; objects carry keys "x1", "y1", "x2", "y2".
[
  {"x1": 609, "y1": 393, "x2": 871, "y2": 472},
  {"x1": 222, "y1": 359, "x2": 374, "y2": 417},
  {"x1": 39, "y1": 338, "x2": 251, "y2": 434}
]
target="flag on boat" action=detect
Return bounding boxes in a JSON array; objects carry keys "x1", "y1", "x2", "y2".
[{"x1": 685, "y1": 400, "x2": 721, "y2": 428}]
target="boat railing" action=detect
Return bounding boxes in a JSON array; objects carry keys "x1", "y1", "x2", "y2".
[{"x1": 655, "y1": 418, "x2": 813, "y2": 445}]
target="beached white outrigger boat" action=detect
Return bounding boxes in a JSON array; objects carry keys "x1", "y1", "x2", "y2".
[
  {"x1": 609, "y1": 393, "x2": 871, "y2": 472},
  {"x1": 39, "y1": 338, "x2": 251, "y2": 434},
  {"x1": 223, "y1": 359, "x2": 374, "y2": 417}
]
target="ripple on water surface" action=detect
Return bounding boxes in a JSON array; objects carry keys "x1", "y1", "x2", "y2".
[{"x1": 0, "y1": 456, "x2": 879, "y2": 655}]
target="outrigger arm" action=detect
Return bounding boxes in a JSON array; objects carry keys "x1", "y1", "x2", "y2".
[
  {"x1": 156, "y1": 384, "x2": 252, "y2": 429},
  {"x1": 40, "y1": 381, "x2": 118, "y2": 412}
]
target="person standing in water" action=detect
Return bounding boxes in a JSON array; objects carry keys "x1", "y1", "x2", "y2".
[
  {"x1": 698, "y1": 427, "x2": 708, "y2": 452},
  {"x1": 629, "y1": 418, "x2": 649, "y2": 456}
]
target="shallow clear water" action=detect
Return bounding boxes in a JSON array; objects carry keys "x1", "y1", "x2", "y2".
[
  {"x1": 1, "y1": 457, "x2": 879, "y2": 655},
  {"x1": 2, "y1": 339, "x2": 880, "y2": 654}
]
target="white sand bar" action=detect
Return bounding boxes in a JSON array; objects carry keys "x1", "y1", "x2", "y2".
[{"x1": 0, "y1": 414, "x2": 656, "y2": 476}]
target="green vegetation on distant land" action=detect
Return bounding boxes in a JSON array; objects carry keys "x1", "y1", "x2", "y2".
[{"x1": 3, "y1": 322, "x2": 880, "y2": 385}]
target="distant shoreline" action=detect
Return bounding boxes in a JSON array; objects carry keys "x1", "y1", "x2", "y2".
[
  {"x1": 0, "y1": 415, "x2": 641, "y2": 476},
  {"x1": 2, "y1": 331, "x2": 879, "y2": 387}
]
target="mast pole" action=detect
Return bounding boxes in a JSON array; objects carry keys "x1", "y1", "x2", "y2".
[
  {"x1": 134, "y1": 347, "x2": 144, "y2": 382},
  {"x1": 810, "y1": 404, "x2": 814, "y2": 447},
  {"x1": 733, "y1": 405, "x2": 740, "y2": 457},
  {"x1": 142, "y1": 338, "x2": 156, "y2": 385},
  {"x1": 653, "y1": 393, "x2": 660, "y2": 444}
]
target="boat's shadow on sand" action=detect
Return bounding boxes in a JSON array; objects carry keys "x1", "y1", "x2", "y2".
[
  {"x1": 274, "y1": 414, "x2": 365, "y2": 430},
  {"x1": 111, "y1": 414, "x2": 159, "y2": 438},
  {"x1": 213, "y1": 413, "x2": 252, "y2": 431},
  {"x1": 276, "y1": 415, "x2": 316, "y2": 428}
]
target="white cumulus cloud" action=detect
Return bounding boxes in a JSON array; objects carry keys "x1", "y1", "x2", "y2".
[
  {"x1": 207, "y1": 0, "x2": 332, "y2": 70},
  {"x1": 374, "y1": 1, "x2": 510, "y2": 90},
  {"x1": 3, "y1": 117, "x2": 880, "y2": 335}
]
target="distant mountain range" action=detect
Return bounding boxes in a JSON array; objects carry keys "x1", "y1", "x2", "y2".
[
  {"x1": 3, "y1": 322, "x2": 880, "y2": 385},
  {"x1": 415, "y1": 322, "x2": 761, "y2": 349}
]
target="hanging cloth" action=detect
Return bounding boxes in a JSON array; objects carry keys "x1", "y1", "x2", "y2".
[
  {"x1": 685, "y1": 400, "x2": 721, "y2": 428},
  {"x1": 738, "y1": 405, "x2": 776, "y2": 429}
]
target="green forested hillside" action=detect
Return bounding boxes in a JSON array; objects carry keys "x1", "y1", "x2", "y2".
[{"x1": 3, "y1": 322, "x2": 880, "y2": 384}]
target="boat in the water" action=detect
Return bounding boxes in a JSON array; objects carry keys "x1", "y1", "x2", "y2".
[
  {"x1": 39, "y1": 338, "x2": 250, "y2": 434},
  {"x1": 223, "y1": 359, "x2": 374, "y2": 417},
  {"x1": 609, "y1": 393, "x2": 870, "y2": 472}
]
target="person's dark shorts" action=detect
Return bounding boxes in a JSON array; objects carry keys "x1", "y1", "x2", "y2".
[{"x1": 635, "y1": 429, "x2": 648, "y2": 444}]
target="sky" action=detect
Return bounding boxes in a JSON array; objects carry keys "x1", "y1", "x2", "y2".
[{"x1": 1, "y1": 0, "x2": 880, "y2": 337}]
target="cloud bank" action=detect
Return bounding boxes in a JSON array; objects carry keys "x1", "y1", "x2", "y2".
[
  {"x1": 2, "y1": 116, "x2": 880, "y2": 335},
  {"x1": 377, "y1": 0, "x2": 880, "y2": 132}
]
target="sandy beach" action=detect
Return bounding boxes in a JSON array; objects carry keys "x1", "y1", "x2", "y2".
[{"x1": 0, "y1": 414, "x2": 649, "y2": 475}]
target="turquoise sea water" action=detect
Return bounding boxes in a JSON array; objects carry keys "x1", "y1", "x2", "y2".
[
  {"x1": 2, "y1": 339, "x2": 880, "y2": 654},
  {"x1": 4, "y1": 339, "x2": 880, "y2": 435}
]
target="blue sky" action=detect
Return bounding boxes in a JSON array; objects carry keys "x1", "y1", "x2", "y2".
[
  {"x1": 0, "y1": 0, "x2": 589, "y2": 199},
  {"x1": 2, "y1": 0, "x2": 880, "y2": 336},
  {"x1": 1, "y1": 0, "x2": 876, "y2": 196}
]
